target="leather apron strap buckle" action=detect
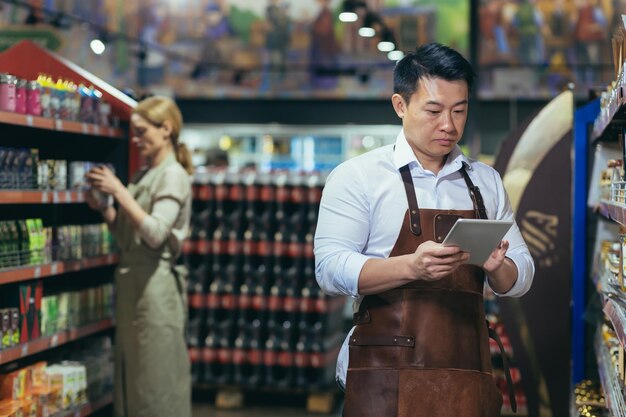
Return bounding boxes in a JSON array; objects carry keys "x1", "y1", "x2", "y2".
[
  {"x1": 488, "y1": 322, "x2": 517, "y2": 413},
  {"x1": 353, "y1": 310, "x2": 371, "y2": 325}
]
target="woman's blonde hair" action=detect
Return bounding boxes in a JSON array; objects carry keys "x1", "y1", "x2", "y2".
[{"x1": 133, "y1": 96, "x2": 194, "y2": 174}]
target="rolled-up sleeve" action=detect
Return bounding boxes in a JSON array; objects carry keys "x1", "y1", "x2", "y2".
[
  {"x1": 314, "y1": 163, "x2": 371, "y2": 298},
  {"x1": 490, "y1": 171, "x2": 535, "y2": 297},
  {"x1": 139, "y1": 168, "x2": 190, "y2": 249}
]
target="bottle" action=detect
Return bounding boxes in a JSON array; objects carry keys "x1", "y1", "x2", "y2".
[
  {"x1": 15, "y1": 79, "x2": 27, "y2": 114},
  {"x1": 26, "y1": 80, "x2": 42, "y2": 116},
  {"x1": 0, "y1": 73, "x2": 17, "y2": 113}
]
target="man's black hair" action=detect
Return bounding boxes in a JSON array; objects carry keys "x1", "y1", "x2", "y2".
[{"x1": 393, "y1": 42, "x2": 476, "y2": 104}]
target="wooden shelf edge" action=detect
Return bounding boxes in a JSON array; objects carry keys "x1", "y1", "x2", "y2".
[
  {"x1": 0, "y1": 111, "x2": 124, "y2": 139},
  {"x1": 0, "y1": 190, "x2": 86, "y2": 205},
  {"x1": 0, "y1": 254, "x2": 118, "y2": 285},
  {"x1": 0, "y1": 319, "x2": 114, "y2": 365}
]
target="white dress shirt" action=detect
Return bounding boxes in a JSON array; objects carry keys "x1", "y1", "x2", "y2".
[{"x1": 314, "y1": 131, "x2": 535, "y2": 387}]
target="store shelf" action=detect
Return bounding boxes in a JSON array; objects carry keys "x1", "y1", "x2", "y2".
[
  {"x1": 591, "y1": 83, "x2": 623, "y2": 141},
  {"x1": 53, "y1": 392, "x2": 113, "y2": 417},
  {"x1": 598, "y1": 199, "x2": 626, "y2": 226},
  {"x1": 0, "y1": 189, "x2": 87, "y2": 205},
  {"x1": 188, "y1": 292, "x2": 345, "y2": 313},
  {"x1": 604, "y1": 298, "x2": 626, "y2": 351},
  {"x1": 0, "y1": 254, "x2": 118, "y2": 285},
  {"x1": 0, "y1": 110, "x2": 124, "y2": 139},
  {"x1": 0, "y1": 318, "x2": 114, "y2": 365},
  {"x1": 594, "y1": 329, "x2": 625, "y2": 417}
]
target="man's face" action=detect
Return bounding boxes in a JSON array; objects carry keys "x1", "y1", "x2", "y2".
[{"x1": 392, "y1": 77, "x2": 469, "y2": 167}]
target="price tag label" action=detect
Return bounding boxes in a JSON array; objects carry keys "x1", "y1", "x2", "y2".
[
  {"x1": 41, "y1": 191, "x2": 48, "y2": 203},
  {"x1": 65, "y1": 191, "x2": 71, "y2": 202},
  {"x1": 21, "y1": 344, "x2": 28, "y2": 357},
  {"x1": 53, "y1": 192, "x2": 59, "y2": 203},
  {"x1": 51, "y1": 263, "x2": 59, "y2": 275},
  {"x1": 50, "y1": 334, "x2": 59, "y2": 347},
  {"x1": 34, "y1": 266, "x2": 41, "y2": 278},
  {"x1": 82, "y1": 123, "x2": 89, "y2": 134},
  {"x1": 55, "y1": 119, "x2": 63, "y2": 130},
  {"x1": 26, "y1": 115, "x2": 34, "y2": 127},
  {"x1": 76, "y1": 190, "x2": 84, "y2": 202},
  {"x1": 93, "y1": 125, "x2": 101, "y2": 135}
]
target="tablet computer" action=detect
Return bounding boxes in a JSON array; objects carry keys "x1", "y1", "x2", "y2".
[{"x1": 441, "y1": 219, "x2": 514, "y2": 265}]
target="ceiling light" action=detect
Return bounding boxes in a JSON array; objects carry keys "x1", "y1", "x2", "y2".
[
  {"x1": 90, "y1": 39, "x2": 106, "y2": 55},
  {"x1": 339, "y1": 12, "x2": 358, "y2": 22},
  {"x1": 387, "y1": 50, "x2": 404, "y2": 61}
]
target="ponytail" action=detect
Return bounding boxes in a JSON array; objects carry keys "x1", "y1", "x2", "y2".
[{"x1": 176, "y1": 142, "x2": 194, "y2": 175}]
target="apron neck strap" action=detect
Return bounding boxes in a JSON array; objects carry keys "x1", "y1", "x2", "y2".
[
  {"x1": 398, "y1": 162, "x2": 489, "y2": 236},
  {"x1": 459, "y1": 162, "x2": 488, "y2": 219}
]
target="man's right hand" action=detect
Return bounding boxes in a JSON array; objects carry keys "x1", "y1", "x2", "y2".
[{"x1": 410, "y1": 241, "x2": 469, "y2": 281}]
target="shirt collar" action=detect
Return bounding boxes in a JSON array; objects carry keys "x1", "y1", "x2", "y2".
[{"x1": 392, "y1": 130, "x2": 470, "y2": 176}]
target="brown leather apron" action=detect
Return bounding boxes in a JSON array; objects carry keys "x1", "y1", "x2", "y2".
[{"x1": 344, "y1": 164, "x2": 514, "y2": 417}]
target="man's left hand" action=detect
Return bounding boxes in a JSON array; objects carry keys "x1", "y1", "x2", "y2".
[{"x1": 482, "y1": 240, "x2": 509, "y2": 274}]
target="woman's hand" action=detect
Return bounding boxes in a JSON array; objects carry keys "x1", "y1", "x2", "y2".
[{"x1": 86, "y1": 165, "x2": 124, "y2": 198}]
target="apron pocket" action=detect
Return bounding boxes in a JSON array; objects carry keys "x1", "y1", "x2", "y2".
[
  {"x1": 397, "y1": 368, "x2": 502, "y2": 417},
  {"x1": 344, "y1": 368, "x2": 398, "y2": 417}
]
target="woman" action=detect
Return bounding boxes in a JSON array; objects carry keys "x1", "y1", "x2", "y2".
[{"x1": 86, "y1": 96, "x2": 193, "y2": 417}]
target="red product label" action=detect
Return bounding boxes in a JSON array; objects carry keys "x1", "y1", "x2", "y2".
[
  {"x1": 284, "y1": 296, "x2": 296, "y2": 312},
  {"x1": 276, "y1": 187, "x2": 288, "y2": 202},
  {"x1": 278, "y1": 351, "x2": 293, "y2": 367},
  {"x1": 260, "y1": 186, "x2": 273, "y2": 202},
  {"x1": 246, "y1": 186, "x2": 258, "y2": 201},
  {"x1": 310, "y1": 352, "x2": 323, "y2": 368},
  {"x1": 189, "y1": 347, "x2": 201, "y2": 363},
  {"x1": 304, "y1": 242, "x2": 314, "y2": 257},
  {"x1": 218, "y1": 348, "x2": 232, "y2": 364},
  {"x1": 238, "y1": 294, "x2": 252, "y2": 310},
  {"x1": 227, "y1": 240, "x2": 240, "y2": 255},
  {"x1": 300, "y1": 298, "x2": 312, "y2": 313},
  {"x1": 221, "y1": 294, "x2": 236, "y2": 310},
  {"x1": 212, "y1": 239, "x2": 226, "y2": 254},
  {"x1": 230, "y1": 185, "x2": 242, "y2": 201},
  {"x1": 182, "y1": 240, "x2": 194, "y2": 254},
  {"x1": 206, "y1": 294, "x2": 220, "y2": 309},
  {"x1": 232, "y1": 348, "x2": 246, "y2": 365},
  {"x1": 264, "y1": 350, "x2": 277, "y2": 366},
  {"x1": 257, "y1": 241, "x2": 270, "y2": 257},
  {"x1": 273, "y1": 241, "x2": 285, "y2": 257},
  {"x1": 215, "y1": 185, "x2": 227, "y2": 201},
  {"x1": 308, "y1": 188, "x2": 322, "y2": 203},
  {"x1": 243, "y1": 240, "x2": 256, "y2": 256},
  {"x1": 294, "y1": 352, "x2": 309, "y2": 367},
  {"x1": 249, "y1": 349, "x2": 262, "y2": 365},
  {"x1": 291, "y1": 187, "x2": 304, "y2": 203},
  {"x1": 197, "y1": 240, "x2": 210, "y2": 254},
  {"x1": 203, "y1": 348, "x2": 217, "y2": 363},
  {"x1": 190, "y1": 294, "x2": 205, "y2": 309},
  {"x1": 198, "y1": 185, "x2": 212, "y2": 201},
  {"x1": 252, "y1": 295, "x2": 266, "y2": 310},
  {"x1": 287, "y1": 242, "x2": 301, "y2": 258},
  {"x1": 315, "y1": 298, "x2": 327, "y2": 313},
  {"x1": 268, "y1": 296, "x2": 282, "y2": 311}
]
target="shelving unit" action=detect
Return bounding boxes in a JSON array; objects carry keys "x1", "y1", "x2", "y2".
[
  {"x1": 185, "y1": 170, "x2": 345, "y2": 412},
  {"x1": 0, "y1": 110, "x2": 125, "y2": 139},
  {"x1": 594, "y1": 330, "x2": 626, "y2": 417},
  {"x1": 0, "y1": 40, "x2": 134, "y2": 416},
  {"x1": 0, "y1": 255, "x2": 118, "y2": 285},
  {"x1": 0, "y1": 319, "x2": 113, "y2": 365}
]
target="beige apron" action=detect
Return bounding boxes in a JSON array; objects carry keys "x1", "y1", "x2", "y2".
[
  {"x1": 344, "y1": 164, "x2": 514, "y2": 417},
  {"x1": 113, "y1": 155, "x2": 191, "y2": 417}
]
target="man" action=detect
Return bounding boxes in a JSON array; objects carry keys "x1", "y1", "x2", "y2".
[{"x1": 314, "y1": 43, "x2": 534, "y2": 417}]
